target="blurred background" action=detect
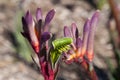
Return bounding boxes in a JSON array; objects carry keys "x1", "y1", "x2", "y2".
[{"x1": 0, "y1": 0, "x2": 120, "y2": 80}]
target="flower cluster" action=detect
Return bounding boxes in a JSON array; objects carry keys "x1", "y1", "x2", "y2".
[
  {"x1": 21, "y1": 8, "x2": 58, "y2": 80},
  {"x1": 63, "y1": 10, "x2": 100, "y2": 64},
  {"x1": 21, "y1": 7, "x2": 100, "y2": 80}
]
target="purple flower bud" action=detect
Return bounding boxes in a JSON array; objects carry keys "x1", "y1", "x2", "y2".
[
  {"x1": 44, "y1": 9, "x2": 55, "y2": 32},
  {"x1": 64, "y1": 26, "x2": 72, "y2": 37},
  {"x1": 81, "y1": 19, "x2": 90, "y2": 57},
  {"x1": 24, "y1": 11, "x2": 34, "y2": 26},
  {"x1": 41, "y1": 32, "x2": 52, "y2": 43},
  {"x1": 36, "y1": 8, "x2": 42, "y2": 21},
  {"x1": 71, "y1": 23, "x2": 79, "y2": 39},
  {"x1": 22, "y1": 11, "x2": 40, "y2": 53},
  {"x1": 87, "y1": 10, "x2": 100, "y2": 62}
]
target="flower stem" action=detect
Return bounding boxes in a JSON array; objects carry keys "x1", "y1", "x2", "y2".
[{"x1": 80, "y1": 60, "x2": 99, "y2": 80}]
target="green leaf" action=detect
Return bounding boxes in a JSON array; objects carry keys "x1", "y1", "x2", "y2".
[
  {"x1": 50, "y1": 37, "x2": 73, "y2": 68},
  {"x1": 50, "y1": 50, "x2": 61, "y2": 68},
  {"x1": 52, "y1": 37, "x2": 73, "y2": 49},
  {"x1": 13, "y1": 11, "x2": 33, "y2": 62}
]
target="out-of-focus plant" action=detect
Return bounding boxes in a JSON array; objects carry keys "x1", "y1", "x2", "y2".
[
  {"x1": 21, "y1": 7, "x2": 100, "y2": 80},
  {"x1": 97, "y1": 0, "x2": 106, "y2": 9},
  {"x1": 85, "y1": 0, "x2": 106, "y2": 9},
  {"x1": 14, "y1": 11, "x2": 33, "y2": 62},
  {"x1": 108, "y1": 0, "x2": 120, "y2": 79}
]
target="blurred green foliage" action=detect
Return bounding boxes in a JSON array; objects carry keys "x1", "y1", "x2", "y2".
[
  {"x1": 13, "y1": 11, "x2": 33, "y2": 62},
  {"x1": 50, "y1": 38, "x2": 72, "y2": 68},
  {"x1": 97, "y1": 0, "x2": 107, "y2": 9}
]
